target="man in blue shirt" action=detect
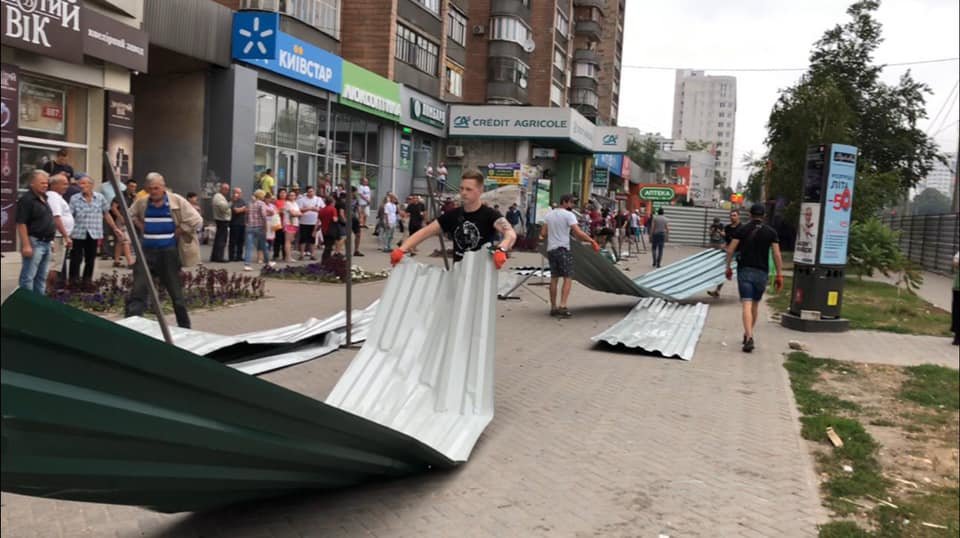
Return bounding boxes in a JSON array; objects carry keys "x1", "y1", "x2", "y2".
[{"x1": 125, "y1": 173, "x2": 202, "y2": 328}]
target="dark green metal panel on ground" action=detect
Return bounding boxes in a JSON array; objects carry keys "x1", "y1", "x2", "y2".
[{"x1": 0, "y1": 289, "x2": 454, "y2": 513}]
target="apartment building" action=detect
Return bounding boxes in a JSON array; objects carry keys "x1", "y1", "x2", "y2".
[{"x1": 671, "y1": 69, "x2": 737, "y2": 185}]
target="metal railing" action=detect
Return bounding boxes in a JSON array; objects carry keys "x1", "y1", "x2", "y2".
[{"x1": 881, "y1": 212, "x2": 959, "y2": 275}]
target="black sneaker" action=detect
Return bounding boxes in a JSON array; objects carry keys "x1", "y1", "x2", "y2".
[
  {"x1": 556, "y1": 307, "x2": 572, "y2": 318},
  {"x1": 742, "y1": 337, "x2": 755, "y2": 353},
  {"x1": 353, "y1": 251, "x2": 364, "y2": 257}
]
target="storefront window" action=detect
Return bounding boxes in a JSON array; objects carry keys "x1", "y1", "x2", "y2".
[
  {"x1": 297, "y1": 102, "x2": 318, "y2": 153},
  {"x1": 17, "y1": 75, "x2": 88, "y2": 189},
  {"x1": 276, "y1": 96, "x2": 297, "y2": 149},
  {"x1": 255, "y1": 91, "x2": 276, "y2": 145}
]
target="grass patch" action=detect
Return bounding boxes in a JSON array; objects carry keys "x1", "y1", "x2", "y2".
[
  {"x1": 875, "y1": 488, "x2": 960, "y2": 537},
  {"x1": 818, "y1": 520, "x2": 871, "y2": 537},
  {"x1": 769, "y1": 277, "x2": 951, "y2": 337},
  {"x1": 900, "y1": 365, "x2": 960, "y2": 410},
  {"x1": 785, "y1": 352, "x2": 862, "y2": 415}
]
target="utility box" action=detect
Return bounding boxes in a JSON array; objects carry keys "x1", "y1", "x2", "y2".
[{"x1": 782, "y1": 144, "x2": 858, "y2": 332}]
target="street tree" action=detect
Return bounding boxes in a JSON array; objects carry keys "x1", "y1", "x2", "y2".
[{"x1": 764, "y1": 0, "x2": 940, "y2": 223}]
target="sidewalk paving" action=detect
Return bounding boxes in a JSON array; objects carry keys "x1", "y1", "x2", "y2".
[{"x1": 0, "y1": 237, "x2": 951, "y2": 537}]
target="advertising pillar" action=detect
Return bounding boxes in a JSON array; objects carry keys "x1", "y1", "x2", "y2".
[
  {"x1": 784, "y1": 143, "x2": 858, "y2": 332},
  {"x1": 1, "y1": 64, "x2": 18, "y2": 252}
]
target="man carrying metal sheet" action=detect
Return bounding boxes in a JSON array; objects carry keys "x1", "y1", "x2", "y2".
[
  {"x1": 539, "y1": 194, "x2": 600, "y2": 318},
  {"x1": 724, "y1": 204, "x2": 783, "y2": 353},
  {"x1": 708, "y1": 209, "x2": 742, "y2": 298},
  {"x1": 391, "y1": 170, "x2": 516, "y2": 267}
]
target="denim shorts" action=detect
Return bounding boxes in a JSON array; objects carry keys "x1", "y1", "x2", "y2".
[{"x1": 737, "y1": 266, "x2": 768, "y2": 302}]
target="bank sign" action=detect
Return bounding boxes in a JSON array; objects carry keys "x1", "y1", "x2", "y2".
[
  {"x1": 340, "y1": 61, "x2": 401, "y2": 121},
  {"x1": 2, "y1": 0, "x2": 84, "y2": 64},
  {"x1": 449, "y1": 105, "x2": 596, "y2": 150},
  {"x1": 231, "y1": 12, "x2": 342, "y2": 94}
]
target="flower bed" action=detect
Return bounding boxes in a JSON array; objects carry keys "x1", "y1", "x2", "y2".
[
  {"x1": 261, "y1": 255, "x2": 389, "y2": 283},
  {"x1": 46, "y1": 266, "x2": 266, "y2": 313}
]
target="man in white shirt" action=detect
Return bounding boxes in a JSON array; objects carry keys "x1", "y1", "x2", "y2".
[
  {"x1": 45, "y1": 173, "x2": 74, "y2": 288},
  {"x1": 357, "y1": 177, "x2": 372, "y2": 228},
  {"x1": 380, "y1": 195, "x2": 398, "y2": 252},
  {"x1": 297, "y1": 186, "x2": 324, "y2": 260},
  {"x1": 539, "y1": 194, "x2": 598, "y2": 318}
]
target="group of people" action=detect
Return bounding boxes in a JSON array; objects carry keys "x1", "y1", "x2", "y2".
[
  {"x1": 17, "y1": 165, "x2": 201, "y2": 329},
  {"x1": 209, "y1": 174, "x2": 376, "y2": 270}
]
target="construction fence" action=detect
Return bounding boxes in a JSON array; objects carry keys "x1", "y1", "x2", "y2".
[{"x1": 881, "y1": 213, "x2": 959, "y2": 275}]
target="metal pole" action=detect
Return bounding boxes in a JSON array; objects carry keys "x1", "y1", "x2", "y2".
[
  {"x1": 103, "y1": 151, "x2": 173, "y2": 345},
  {"x1": 427, "y1": 171, "x2": 450, "y2": 270},
  {"x1": 344, "y1": 152, "x2": 353, "y2": 347}
]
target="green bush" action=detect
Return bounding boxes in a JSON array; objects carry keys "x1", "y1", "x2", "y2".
[{"x1": 847, "y1": 218, "x2": 921, "y2": 292}]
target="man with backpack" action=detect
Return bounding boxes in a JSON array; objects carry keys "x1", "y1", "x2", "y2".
[{"x1": 724, "y1": 204, "x2": 783, "y2": 353}]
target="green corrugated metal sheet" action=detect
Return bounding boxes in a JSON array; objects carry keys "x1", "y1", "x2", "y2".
[{"x1": 0, "y1": 289, "x2": 454, "y2": 513}]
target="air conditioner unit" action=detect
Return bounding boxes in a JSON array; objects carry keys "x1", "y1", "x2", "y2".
[
  {"x1": 446, "y1": 145, "x2": 465, "y2": 158},
  {"x1": 472, "y1": 24, "x2": 485, "y2": 35}
]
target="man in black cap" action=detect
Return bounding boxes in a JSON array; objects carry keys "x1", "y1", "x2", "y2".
[{"x1": 724, "y1": 203, "x2": 783, "y2": 353}]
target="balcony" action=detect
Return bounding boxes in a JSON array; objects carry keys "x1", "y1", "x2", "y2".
[
  {"x1": 570, "y1": 87, "x2": 599, "y2": 117},
  {"x1": 573, "y1": 0, "x2": 605, "y2": 13},
  {"x1": 574, "y1": 20, "x2": 602, "y2": 41},
  {"x1": 571, "y1": 75, "x2": 598, "y2": 91},
  {"x1": 487, "y1": 81, "x2": 528, "y2": 104},
  {"x1": 491, "y1": 0, "x2": 531, "y2": 20},
  {"x1": 574, "y1": 48, "x2": 600, "y2": 64}
]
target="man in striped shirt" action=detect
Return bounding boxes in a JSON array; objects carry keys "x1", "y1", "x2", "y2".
[{"x1": 125, "y1": 173, "x2": 202, "y2": 328}]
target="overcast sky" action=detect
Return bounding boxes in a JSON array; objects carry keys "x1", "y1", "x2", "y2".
[{"x1": 618, "y1": 0, "x2": 960, "y2": 188}]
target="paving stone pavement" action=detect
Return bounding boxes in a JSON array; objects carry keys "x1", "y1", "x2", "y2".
[{"x1": 3, "y1": 241, "x2": 833, "y2": 537}]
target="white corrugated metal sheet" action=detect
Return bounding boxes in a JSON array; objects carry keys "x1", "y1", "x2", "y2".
[
  {"x1": 633, "y1": 249, "x2": 733, "y2": 301},
  {"x1": 591, "y1": 298, "x2": 709, "y2": 360},
  {"x1": 117, "y1": 301, "x2": 379, "y2": 375},
  {"x1": 326, "y1": 250, "x2": 496, "y2": 463}
]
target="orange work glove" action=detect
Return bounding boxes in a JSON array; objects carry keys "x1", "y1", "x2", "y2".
[
  {"x1": 493, "y1": 249, "x2": 507, "y2": 270},
  {"x1": 725, "y1": 267, "x2": 733, "y2": 280},
  {"x1": 591, "y1": 240, "x2": 600, "y2": 252},
  {"x1": 774, "y1": 274, "x2": 784, "y2": 292},
  {"x1": 390, "y1": 248, "x2": 406, "y2": 266}
]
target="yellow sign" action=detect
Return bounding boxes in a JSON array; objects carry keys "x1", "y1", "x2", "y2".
[{"x1": 827, "y1": 291, "x2": 839, "y2": 306}]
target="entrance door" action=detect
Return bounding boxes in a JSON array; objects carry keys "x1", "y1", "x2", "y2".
[{"x1": 277, "y1": 150, "x2": 297, "y2": 189}]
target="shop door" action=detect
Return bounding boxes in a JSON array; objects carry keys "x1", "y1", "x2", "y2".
[{"x1": 277, "y1": 150, "x2": 297, "y2": 189}]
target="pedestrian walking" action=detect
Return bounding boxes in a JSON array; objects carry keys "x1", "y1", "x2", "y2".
[
  {"x1": 228, "y1": 188, "x2": 247, "y2": 261},
  {"x1": 648, "y1": 207, "x2": 669, "y2": 268},
  {"x1": 272, "y1": 188, "x2": 287, "y2": 261},
  {"x1": 16, "y1": 170, "x2": 56, "y2": 294},
  {"x1": 708, "y1": 210, "x2": 742, "y2": 297},
  {"x1": 69, "y1": 175, "x2": 121, "y2": 288},
  {"x1": 45, "y1": 173, "x2": 74, "y2": 289},
  {"x1": 724, "y1": 203, "x2": 784, "y2": 353},
  {"x1": 392, "y1": 169, "x2": 516, "y2": 266},
  {"x1": 211, "y1": 182, "x2": 231, "y2": 262},
  {"x1": 125, "y1": 173, "x2": 202, "y2": 328},
  {"x1": 539, "y1": 193, "x2": 599, "y2": 318},
  {"x1": 281, "y1": 190, "x2": 301, "y2": 262}
]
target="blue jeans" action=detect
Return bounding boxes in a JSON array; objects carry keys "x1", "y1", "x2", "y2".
[
  {"x1": 651, "y1": 233, "x2": 665, "y2": 267},
  {"x1": 244, "y1": 227, "x2": 269, "y2": 265},
  {"x1": 19, "y1": 237, "x2": 53, "y2": 295}
]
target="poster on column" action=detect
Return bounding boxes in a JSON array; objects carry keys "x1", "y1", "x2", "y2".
[
  {"x1": 794, "y1": 202, "x2": 820, "y2": 265},
  {"x1": 1, "y1": 64, "x2": 19, "y2": 252},
  {"x1": 106, "y1": 92, "x2": 134, "y2": 183},
  {"x1": 819, "y1": 145, "x2": 858, "y2": 265}
]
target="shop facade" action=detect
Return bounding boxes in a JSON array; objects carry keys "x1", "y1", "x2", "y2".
[
  {"x1": 1, "y1": 1, "x2": 148, "y2": 252},
  {"x1": 398, "y1": 85, "x2": 446, "y2": 200},
  {"x1": 230, "y1": 12, "x2": 399, "y2": 204}
]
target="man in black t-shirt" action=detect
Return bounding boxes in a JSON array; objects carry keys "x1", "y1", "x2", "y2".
[
  {"x1": 403, "y1": 195, "x2": 426, "y2": 254},
  {"x1": 391, "y1": 170, "x2": 516, "y2": 267},
  {"x1": 725, "y1": 204, "x2": 783, "y2": 353},
  {"x1": 708, "y1": 210, "x2": 742, "y2": 297}
]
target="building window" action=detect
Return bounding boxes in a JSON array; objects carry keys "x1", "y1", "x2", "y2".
[
  {"x1": 550, "y1": 82, "x2": 563, "y2": 106},
  {"x1": 489, "y1": 16, "x2": 532, "y2": 47},
  {"x1": 574, "y1": 62, "x2": 598, "y2": 78},
  {"x1": 446, "y1": 63, "x2": 464, "y2": 97},
  {"x1": 396, "y1": 24, "x2": 438, "y2": 75},
  {"x1": 241, "y1": 0, "x2": 341, "y2": 39},
  {"x1": 489, "y1": 57, "x2": 529, "y2": 88},
  {"x1": 720, "y1": 83, "x2": 729, "y2": 97},
  {"x1": 413, "y1": 0, "x2": 439, "y2": 14},
  {"x1": 571, "y1": 88, "x2": 599, "y2": 108},
  {"x1": 447, "y1": 7, "x2": 467, "y2": 46},
  {"x1": 719, "y1": 102, "x2": 726, "y2": 108},
  {"x1": 553, "y1": 46, "x2": 566, "y2": 71},
  {"x1": 556, "y1": 9, "x2": 569, "y2": 37}
]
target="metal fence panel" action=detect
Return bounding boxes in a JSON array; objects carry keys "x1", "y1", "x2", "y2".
[
  {"x1": 591, "y1": 298, "x2": 710, "y2": 360},
  {"x1": 882, "y1": 213, "x2": 958, "y2": 274}
]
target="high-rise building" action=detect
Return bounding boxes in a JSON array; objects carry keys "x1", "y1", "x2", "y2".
[
  {"x1": 671, "y1": 69, "x2": 737, "y2": 184},
  {"x1": 459, "y1": 0, "x2": 622, "y2": 125},
  {"x1": 915, "y1": 153, "x2": 956, "y2": 198}
]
